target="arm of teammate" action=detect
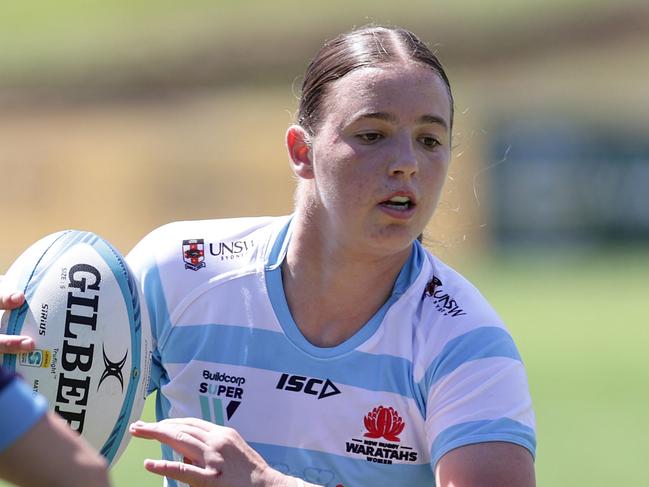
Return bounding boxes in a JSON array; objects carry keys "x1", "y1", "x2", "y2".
[
  {"x1": 435, "y1": 441, "x2": 535, "y2": 487},
  {"x1": 129, "y1": 418, "x2": 319, "y2": 487},
  {"x1": 0, "y1": 410, "x2": 111, "y2": 487}
]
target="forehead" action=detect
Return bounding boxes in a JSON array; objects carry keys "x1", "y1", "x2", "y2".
[{"x1": 322, "y1": 63, "x2": 452, "y2": 126}]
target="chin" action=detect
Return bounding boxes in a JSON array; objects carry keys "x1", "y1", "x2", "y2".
[{"x1": 366, "y1": 224, "x2": 420, "y2": 254}]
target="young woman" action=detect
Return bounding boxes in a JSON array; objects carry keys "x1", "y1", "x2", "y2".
[{"x1": 1, "y1": 26, "x2": 536, "y2": 487}]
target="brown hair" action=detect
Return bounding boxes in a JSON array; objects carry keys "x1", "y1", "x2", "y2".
[{"x1": 297, "y1": 26, "x2": 454, "y2": 136}]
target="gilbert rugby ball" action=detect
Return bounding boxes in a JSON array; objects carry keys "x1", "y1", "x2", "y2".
[{"x1": 0, "y1": 230, "x2": 152, "y2": 466}]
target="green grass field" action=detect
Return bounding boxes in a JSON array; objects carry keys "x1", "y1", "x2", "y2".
[
  {"x1": 109, "y1": 250, "x2": 649, "y2": 486},
  {"x1": 2, "y1": 249, "x2": 647, "y2": 486}
]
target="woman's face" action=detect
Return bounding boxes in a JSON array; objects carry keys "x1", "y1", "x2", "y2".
[{"x1": 305, "y1": 62, "x2": 452, "y2": 257}]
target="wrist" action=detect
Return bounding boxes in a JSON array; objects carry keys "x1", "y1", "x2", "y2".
[{"x1": 261, "y1": 467, "x2": 297, "y2": 487}]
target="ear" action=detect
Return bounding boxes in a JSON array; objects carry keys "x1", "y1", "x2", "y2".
[{"x1": 286, "y1": 125, "x2": 314, "y2": 180}]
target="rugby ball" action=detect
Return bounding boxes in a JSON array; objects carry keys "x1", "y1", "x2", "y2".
[{"x1": 0, "y1": 230, "x2": 152, "y2": 466}]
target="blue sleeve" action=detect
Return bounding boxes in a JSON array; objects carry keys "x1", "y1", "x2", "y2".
[
  {"x1": 126, "y1": 235, "x2": 170, "y2": 396},
  {"x1": 0, "y1": 373, "x2": 48, "y2": 452}
]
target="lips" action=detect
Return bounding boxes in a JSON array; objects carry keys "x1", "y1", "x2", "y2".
[
  {"x1": 379, "y1": 192, "x2": 417, "y2": 210},
  {"x1": 378, "y1": 192, "x2": 417, "y2": 218}
]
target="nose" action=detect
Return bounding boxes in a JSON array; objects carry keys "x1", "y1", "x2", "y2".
[{"x1": 388, "y1": 134, "x2": 418, "y2": 177}]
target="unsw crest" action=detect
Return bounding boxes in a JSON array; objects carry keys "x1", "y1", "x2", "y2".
[{"x1": 182, "y1": 239, "x2": 206, "y2": 271}]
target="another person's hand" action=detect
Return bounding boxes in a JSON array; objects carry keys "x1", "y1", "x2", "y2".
[
  {"x1": 129, "y1": 418, "x2": 310, "y2": 487},
  {"x1": 0, "y1": 277, "x2": 33, "y2": 354}
]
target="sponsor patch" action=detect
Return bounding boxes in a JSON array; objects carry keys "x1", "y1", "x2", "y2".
[
  {"x1": 422, "y1": 276, "x2": 467, "y2": 317},
  {"x1": 198, "y1": 369, "x2": 247, "y2": 424},
  {"x1": 276, "y1": 373, "x2": 341, "y2": 400},
  {"x1": 345, "y1": 406, "x2": 418, "y2": 464}
]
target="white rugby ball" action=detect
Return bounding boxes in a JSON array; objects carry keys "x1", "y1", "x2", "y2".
[{"x1": 0, "y1": 230, "x2": 152, "y2": 466}]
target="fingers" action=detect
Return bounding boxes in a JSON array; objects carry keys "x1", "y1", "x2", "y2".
[
  {"x1": 155, "y1": 417, "x2": 220, "y2": 433},
  {"x1": 0, "y1": 291, "x2": 25, "y2": 310},
  {"x1": 129, "y1": 421, "x2": 209, "y2": 461},
  {"x1": 0, "y1": 290, "x2": 33, "y2": 354},
  {"x1": 0, "y1": 335, "x2": 35, "y2": 354},
  {"x1": 143, "y1": 458, "x2": 217, "y2": 486}
]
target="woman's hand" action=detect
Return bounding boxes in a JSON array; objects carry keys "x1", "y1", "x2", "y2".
[
  {"x1": 0, "y1": 277, "x2": 33, "y2": 354},
  {"x1": 129, "y1": 418, "x2": 302, "y2": 487}
]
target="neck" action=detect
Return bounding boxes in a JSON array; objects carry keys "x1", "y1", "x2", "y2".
[{"x1": 281, "y1": 210, "x2": 412, "y2": 348}]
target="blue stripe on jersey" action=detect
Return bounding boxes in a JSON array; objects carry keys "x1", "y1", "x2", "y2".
[
  {"x1": 162, "y1": 324, "x2": 416, "y2": 399},
  {"x1": 265, "y1": 218, "x2": 425, "y2": 358},
  {"x1": 417, "y1": 326, "x2": 522, "y2": 400},
  {"x1": 141, "y1": 254, "x2": 172, "y2": 393},
  {"x1": 430, "y1": 417, "x2": 537, "y2": 468},
  {"x1": 251, "y1": 441, "x2": 434, "y2": 487}
]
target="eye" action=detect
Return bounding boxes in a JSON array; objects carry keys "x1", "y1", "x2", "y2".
[
  {"x1": 356, "y1": 132, "x2": 384, "y2": 144},
  {"x1": 418, "y1": 135, "x2": 441, "y2": 149}
]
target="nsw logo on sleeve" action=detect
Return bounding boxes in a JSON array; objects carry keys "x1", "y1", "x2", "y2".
[
  {"x1": 182, "y1": 239, "x2": 206, "y2": 271},
  {"x1": 422, "y1": 276, "x2": 467, "y2": 317},
  {"x1": 345, "y1": 406, "x2": 418, "y2": 464}
]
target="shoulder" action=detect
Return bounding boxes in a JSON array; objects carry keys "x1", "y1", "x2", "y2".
[
  {"x1": 411, "y1": 250, "x2": 536, "y2": 466},
  {"x1": 416, "y1": 249, "x2": 504, "y2": 335},
  {"x1": 125, "y1": 216, "x2": 288, "y2": 340},
  {"x1": 127, "y1": 215, "x2": 286, "y2": 278},
  {"x1": 412, "y1": 248, "x2": 525, "y2": 392}
]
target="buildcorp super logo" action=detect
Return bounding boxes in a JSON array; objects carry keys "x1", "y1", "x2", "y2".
[
  {"x1": 345, "y1": 406, "x2": 418, "y2": 464},
  {"x1": 198, "y1": 369, "x2": 246, "y2": 424}
]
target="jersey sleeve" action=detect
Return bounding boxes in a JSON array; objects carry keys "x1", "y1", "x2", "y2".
[
  {"x1": 126, "y1": 227, "x2": 172, "y2": 396},
  {"x1": 0, "y1": 367, "x2": 48, "y2": 452},
  {"x1": 422, "y1": 323, "x2": 536, "y2": 468}
]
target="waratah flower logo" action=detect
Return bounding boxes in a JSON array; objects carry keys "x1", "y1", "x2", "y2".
[{"x1": 363, "y1": 406, "x2": 405, "y2": 442}]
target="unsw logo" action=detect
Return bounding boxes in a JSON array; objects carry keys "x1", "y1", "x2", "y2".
[
  {"x1": 209, "y1": 239, "x2": 254, "y2": 261},
  {"x1": 182, "y1": 239, "x2": 206, "y2": 271},
  {"x1": 276, "y1": 373, "x2": 341, "y2": 400},
  {"x1": 422, "y1": 276, "x2": 467, "y2": 317},
  {"x1": 345, "y1": 406, "x2": 418, "y2": 464}
]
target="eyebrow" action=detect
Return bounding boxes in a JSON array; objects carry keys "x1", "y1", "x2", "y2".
[{"x1": 353, "y1": 112, "x2": 449, "y2": 131}]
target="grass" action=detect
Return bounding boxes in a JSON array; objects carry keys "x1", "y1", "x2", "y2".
[{"x1": 1, "y1": 249, "x2": 647, "y2": 486}]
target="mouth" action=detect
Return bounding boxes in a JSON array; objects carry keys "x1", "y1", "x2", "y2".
[{"x1": 379, "y1": 195, "x2": 416, "y2": 212}]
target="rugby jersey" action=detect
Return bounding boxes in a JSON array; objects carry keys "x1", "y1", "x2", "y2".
[
  {"x1": 0, "y1": 365, "x2": 48, "y2": 452},
  {"x1": 127, "y1": 216, "x2": 535, "y2": 487}
]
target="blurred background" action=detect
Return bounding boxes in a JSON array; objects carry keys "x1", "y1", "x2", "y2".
[{"x1": 1, "y1": 1, "x2": 647, "y2": 485}]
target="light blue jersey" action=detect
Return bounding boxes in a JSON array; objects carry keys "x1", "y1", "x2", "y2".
[
  {"x1": 127, "y1": 216, "x2": 535, "y2": 487},
  {"x1": 0, "y1": 366, "x2": 48, "y2": 452}
]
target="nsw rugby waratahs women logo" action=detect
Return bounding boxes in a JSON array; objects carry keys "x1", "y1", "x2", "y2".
[
  {"x1": 364, "y1": 406, "x2": 405, "y2": 442},
  {"x1": 345, "y1": 405, "x2": 418, "y2": 464}
]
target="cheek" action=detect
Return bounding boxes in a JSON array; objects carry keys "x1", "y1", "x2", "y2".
[
  {"x1": 315, "y1": 145, "x2": 366, "y2": 198},
  {"x1": 422, "y1": 157, "x2": 450, "y2": 204}
]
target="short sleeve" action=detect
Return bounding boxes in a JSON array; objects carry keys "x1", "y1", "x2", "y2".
[
  {"x1": 0, "y1": 371, "x2": 48, "y2": 452},
  {"x1": 423, "y1": 326, "x2": 536, "y2": 468},
  {"x1": 126, "y1": 230, "x2": 170, "y2": 395}
]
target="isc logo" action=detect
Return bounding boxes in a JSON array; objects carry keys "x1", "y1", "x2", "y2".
[{"x1": 275, "y1": 373, "x2": 341, "y2": 399}]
